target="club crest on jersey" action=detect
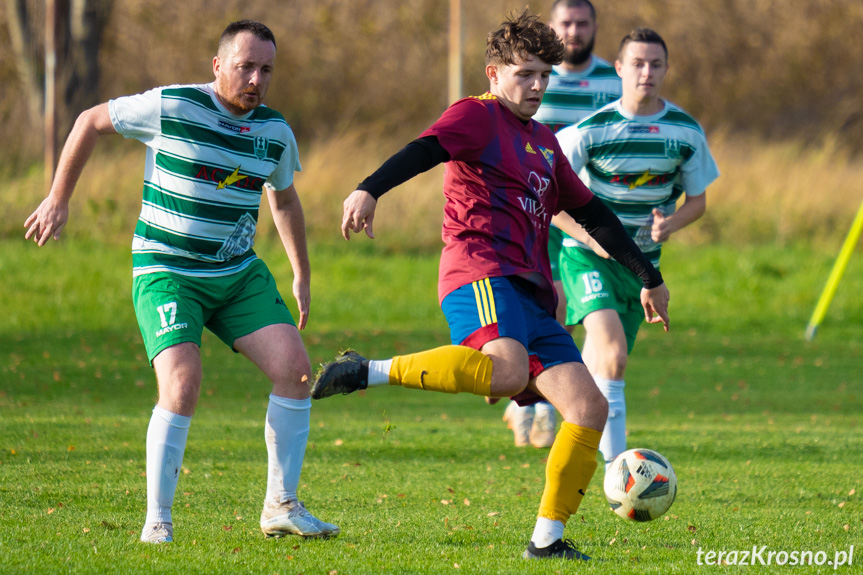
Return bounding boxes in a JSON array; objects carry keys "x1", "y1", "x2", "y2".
[
  {"x1": 254, "y1": 136, "x2": 268, "y2": 160},
  {"x1": 537, "y1": 145, "x2": 554, "y2": 169},
  {"x1": 665, "y1": 138, "x2": 683, "y2": 159},
  {"x1": 592, "y1": 92, "x2": 613, "y2": 108}
]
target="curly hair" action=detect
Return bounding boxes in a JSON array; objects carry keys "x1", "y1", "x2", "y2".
[{"x1": 486, "y1": 10, "x2": 564, "y2": 66}]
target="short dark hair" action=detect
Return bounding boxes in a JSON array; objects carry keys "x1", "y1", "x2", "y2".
[
  {"x1": 486, "y1": 10, "x2": 564, "y2": 66},
  {"x1": 219, "y1": 20, "x2": 276, "y2": 55},
  {"x1": 618, "y1": 28, "x2": 668, "y2": 61},
  {"x1": 550, "y1": 0, "x2": 596, "y2": 22}
]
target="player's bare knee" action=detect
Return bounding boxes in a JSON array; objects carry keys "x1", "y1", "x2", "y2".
[
  {"x1": 490, "y1": 362, "x2": 529, "y2": 396},
  {"x1": 598, "y1": 347, "x2": 628, "y2": 379}
]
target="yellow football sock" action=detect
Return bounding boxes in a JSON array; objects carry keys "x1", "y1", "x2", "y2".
[
  {"x1": 537, "y1": 422, "x2": 602, "y2": 523},
  {"x1": 389, "y1": 345, "x2": 493, "y2": 396}
]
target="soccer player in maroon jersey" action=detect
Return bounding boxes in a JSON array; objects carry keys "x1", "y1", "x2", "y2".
[{"x1": 312, "y1": 11, "x2": 669, "y2": 561}]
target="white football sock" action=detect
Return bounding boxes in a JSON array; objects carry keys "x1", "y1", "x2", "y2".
[
  {"x1": 265, "y1": 394, "x2": 311, "y2": 503},
  {"x1": 534, "y1": 400, "x2": 554, "y2": 419},
  {"x1": 531, "y1": 516, "x2": 565, "y2": 547},
  {"x1": 367, "y1": 359, "x2": 393, "y2": 386},
  {"x1": 145, "y1": 405, "x2": 191, "y2": 525},
  {"x1": 594, "y1": 377, "x2": 626, "y2": 465}
]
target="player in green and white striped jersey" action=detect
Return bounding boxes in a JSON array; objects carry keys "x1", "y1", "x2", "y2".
[
  {"x1": 533, "y1": 1, "x2": 621, "y2": 135},
  {"x1": 553, "y1": 28, "x2": 719, "y2": 467},
  {"x1": 499, "y1": 0, "x2": 622, "y2": 451},
  {"x1": 25, "y1": 20, "x2": 338, "y2": 544}
]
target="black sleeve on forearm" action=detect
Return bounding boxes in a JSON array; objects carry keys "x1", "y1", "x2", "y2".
[
  {"x1": 356, "y1": 136, "x2": 450, "y2": 200},
  {"x1": 565, "y1": 196, "x2": 664, "y2": 289}
]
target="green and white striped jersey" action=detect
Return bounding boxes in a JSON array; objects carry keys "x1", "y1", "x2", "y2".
[
  {"x1": 556, "y1": 99, "x2": 719, "y2": 266},
  {"x1": 533, "y1": 57, "x2": 622, "y2": 134},
  {"x1": 109, "y1": 83, "x2": 300, "y2": 278},
  {"x1": 534, "y1": 57, "x2": 622, "y2": 243}
]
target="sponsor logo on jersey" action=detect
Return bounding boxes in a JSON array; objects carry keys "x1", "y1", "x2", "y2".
[
  {"x1": 630, "y1": 169, "x2": 655, "y2": 190},
  {"x1": 557, "y1": 79, "x2": 590, "y2": 87},
  {"x1": 528, "y1": 171, "x2": 551, "y2": 198},
  {"x1": 525, "y1": 142, "x2": 537, "y2": 154},
  {"x1": 253, "y1": 136, "x2": 268, "y2": 160},
  {"x1": 216, "y1": 166, "x2": 248, "y2": 190},
  {"x1": 610, "y1": 170, "x2": 672, "y2": 189},
  {"x1": 520, "y1": 171, "x2": 551, "y2": 228},
  {"x1": 537, "y1": 146, "x2": 554, "y2": 169},
  {"x1": 628, "y1": 125, "x2": 660, "y2": 134},
  {"x1": 194, "y1": 165, "x2": 264, "y2": 190},
  {"x1": 218, "y1": 120, "x2": 251, "y2": 133}
]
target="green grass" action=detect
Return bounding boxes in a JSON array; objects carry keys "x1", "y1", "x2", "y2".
[{"x1": 1, "y1": 238, "x2": 862, "y2": 573}]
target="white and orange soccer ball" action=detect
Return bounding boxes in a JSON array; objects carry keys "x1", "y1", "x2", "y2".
[{"x1": 603, "y1": 448, "x2": 677, "y2": 522}]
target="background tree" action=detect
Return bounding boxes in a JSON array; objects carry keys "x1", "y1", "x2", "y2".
[{"x1": 4, "y1": 0, "x2": 113, "y2": 159}]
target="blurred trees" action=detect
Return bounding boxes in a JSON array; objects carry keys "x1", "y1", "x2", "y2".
[
  {"x1": 5, "y1": 0, "x2": 112, "y2": 144},
  {"x1": 1, "y1": 0, "x2": 862, "y2": 168}
]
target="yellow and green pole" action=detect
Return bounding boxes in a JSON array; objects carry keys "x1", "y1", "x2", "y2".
[{"x1": 805, "y1": 198, "x2": 863, "y2": 340}]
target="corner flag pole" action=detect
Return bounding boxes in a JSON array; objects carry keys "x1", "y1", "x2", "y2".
[{"x1": 805, "y1": 196, "x2": 863, "y2": 340}]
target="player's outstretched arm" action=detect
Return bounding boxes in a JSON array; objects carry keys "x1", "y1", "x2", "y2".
[
  {"x1": 268, "y1": 183, "x2": 311, "y2": 330},
  {"x1": 24, "y1": 103, "x2": 116, "y2": 246},
  {"x1": 341, "y1": 190, "x2": 378, "y2": 240},
  {"x1": 343, "y1": 136, "x2": 449, "y2": 241}
]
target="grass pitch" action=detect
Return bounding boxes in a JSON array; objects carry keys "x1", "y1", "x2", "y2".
[{"x1": 1, "y1": 239, "x2": 861, "y2": 574}]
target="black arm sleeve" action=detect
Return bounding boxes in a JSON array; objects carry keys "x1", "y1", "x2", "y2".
[
  {"x1": 356, "y1": 136, "x2": 450, "y2": 200},
  {"x1": 565, "y1": 196, "x2": 664, "y2": 289}
]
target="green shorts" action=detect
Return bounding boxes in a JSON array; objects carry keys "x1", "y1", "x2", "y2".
[
  {"x1": 132, "y1": 258, "x2": 295, "y2": 363},
  {"x1": 559, "y1": 246, "x2": 645, "y2": 353},
  {"x1": 548, "y1": 227, "x2": 565, "y2": 282}
]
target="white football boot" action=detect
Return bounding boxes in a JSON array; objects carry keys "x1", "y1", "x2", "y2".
[{"x1": 260, "y1": 498, "x2": 340, "y2": 538}]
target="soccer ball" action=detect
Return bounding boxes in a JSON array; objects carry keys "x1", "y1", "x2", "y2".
[{"x1": 603, "y1": 448, "x2": 677, "y2": 522}]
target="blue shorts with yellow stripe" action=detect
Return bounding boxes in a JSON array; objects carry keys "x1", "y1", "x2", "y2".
[{"x1": 441, "y1": 276, "x2": 582, "y2": 386}]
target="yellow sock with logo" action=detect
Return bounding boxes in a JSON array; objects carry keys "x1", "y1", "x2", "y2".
[
  {"x1": 537, "y1": 422, "x2": 602, "y2": 523},
  {"x1": 388, "y1": 345, "x2": 493, "y2": 396}
]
